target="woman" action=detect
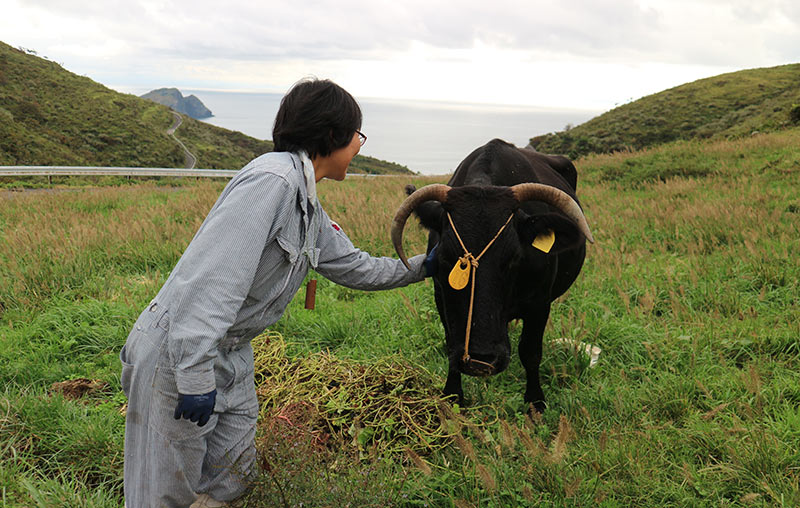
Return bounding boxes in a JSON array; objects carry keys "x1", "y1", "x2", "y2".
[{"x1": 120, "y1": 79, "x2": 431, "y2": 507}]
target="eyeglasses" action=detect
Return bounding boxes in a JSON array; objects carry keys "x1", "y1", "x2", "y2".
[{"x1": 356, "y1": 130, "x2": 367, "y2": 146}]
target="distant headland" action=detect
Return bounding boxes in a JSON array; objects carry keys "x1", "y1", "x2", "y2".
[{"x1": 141, "y1": 88, "x2": 213, "y2": 119}]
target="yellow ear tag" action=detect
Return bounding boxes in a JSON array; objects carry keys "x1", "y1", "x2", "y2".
[
  {"x1": 532, "y1": 229, "x2": 556, "y2": 253},
  {"x1": 448, "y1": 258, "x2": 471, "y2": 290}
]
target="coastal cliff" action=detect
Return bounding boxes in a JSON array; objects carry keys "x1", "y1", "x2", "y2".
[{"x1": 141, "y1": 88, "x2": 213, "y2": 119}]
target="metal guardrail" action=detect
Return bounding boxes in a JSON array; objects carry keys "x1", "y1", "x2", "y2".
[
  {"x1": 0, "y1": 167, "x2": 399, "y2": 180},
  {"x1": 0, "y1": 166, "x2": 238, "y2": 178}
]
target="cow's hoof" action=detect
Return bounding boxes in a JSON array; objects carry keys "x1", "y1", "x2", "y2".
[
  {"x1": 442, "y1": 390, "x2": 464, "y2": 407},
  {"x1": 529, "y1": 400, "x2": 546, "y2": 415}
]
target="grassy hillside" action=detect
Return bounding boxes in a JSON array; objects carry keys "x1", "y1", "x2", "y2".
[
  {"x1": 0, "y1": 42, "x2": 184, "y2": 167},
  {"x1": 530, "y1": 64, "x2": 800, "y2": 159},
  {"x1": 1, "y1": 128, "x2": 798, "y2": 505},
  {"x1": 0, "y1": 41, "x2": 412, "y2": 174}
]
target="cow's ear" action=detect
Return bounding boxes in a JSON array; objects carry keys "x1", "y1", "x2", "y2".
[
  {"x1": 517, "y1": 211, "x2": 585, "y2": 254},
  {"x1": 413, "y1": 201, "x2": 444, "y2": 233},
  {"x1": 405, "y1": 185, "x2": 444, "y2": 233}
]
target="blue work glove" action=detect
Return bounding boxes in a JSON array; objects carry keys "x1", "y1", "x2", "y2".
[
  {"x1": 173, "y1": 389, "x2": 217, "y2": 427},
  {"x1": 424, "y1": 244, "x2": 439, "y2": 277}
]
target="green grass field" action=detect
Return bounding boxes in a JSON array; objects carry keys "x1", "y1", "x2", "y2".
[{"x1": 1, "y1": 130, "x2": 799, "y2": 507}]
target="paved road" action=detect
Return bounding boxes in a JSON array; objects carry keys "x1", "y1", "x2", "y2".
[{"x1": 167, "y1": 112, "x2": 198, "y2": 169}]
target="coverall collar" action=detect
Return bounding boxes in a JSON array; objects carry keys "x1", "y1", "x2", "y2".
[
  {"x1": 298, "y1": 150, "x2": 318, "y2": 206},
  {"x1": 293, "y1": 151, "x2": 322, "y2": 268}
]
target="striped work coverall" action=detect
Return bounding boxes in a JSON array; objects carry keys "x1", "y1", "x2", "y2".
[{"x1": 120, "y1": 151, "x2": 426, "y2": 507}]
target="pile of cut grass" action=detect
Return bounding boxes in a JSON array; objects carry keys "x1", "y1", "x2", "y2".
[{"x1": 253, "y1": 331, "x2": 466, "y2": 455}]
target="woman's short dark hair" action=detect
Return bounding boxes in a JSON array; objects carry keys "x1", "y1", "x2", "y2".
[{"x1": 272, "y1": 78, "x2": 362, "y2": 159}]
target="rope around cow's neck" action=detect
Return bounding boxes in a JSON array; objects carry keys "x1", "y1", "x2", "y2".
[{"x1": 446, "y1": 211, "x2": 514, "y2": 370}]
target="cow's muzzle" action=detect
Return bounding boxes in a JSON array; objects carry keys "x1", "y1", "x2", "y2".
[{"x1": 459, "y1": 352, "x2": 508, "y2": 377}]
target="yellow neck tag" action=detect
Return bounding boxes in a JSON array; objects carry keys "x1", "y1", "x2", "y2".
[
  {"x1": 448, "y1": 259, "x2": 471, "y2": 290},
  {"x1": 532, "y1": 229, "x2": 556, "y2": 253}
]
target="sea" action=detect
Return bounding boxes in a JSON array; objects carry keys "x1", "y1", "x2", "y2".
[{"x1": 185, "y1": 90, "x2": 599, "y2": 175}]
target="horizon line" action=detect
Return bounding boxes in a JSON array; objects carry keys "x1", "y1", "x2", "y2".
[{"x1": 113, "y1": 84, "x2": 606, "y2": 114}]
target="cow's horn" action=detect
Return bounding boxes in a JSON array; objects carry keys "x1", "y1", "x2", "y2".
[
  {"x1": 511, "y1": 183, "x2": 595, "y2": 243},
  {"x1": 391, "y1": 184, "x2": 451, "y2": 269}
]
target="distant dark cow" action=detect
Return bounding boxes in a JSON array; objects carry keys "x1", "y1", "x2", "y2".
[{"x1": 392, "y1": 139, "x2": 593, "y2": 412}]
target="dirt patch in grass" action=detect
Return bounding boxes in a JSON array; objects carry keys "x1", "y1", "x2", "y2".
[{"x1": 51, "y1": 378, "x2": 110, "y2": 400}]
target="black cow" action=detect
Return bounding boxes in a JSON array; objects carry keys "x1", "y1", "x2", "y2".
[{"x1": 391, "y1": 139, "x2": 593, "y2": 412}]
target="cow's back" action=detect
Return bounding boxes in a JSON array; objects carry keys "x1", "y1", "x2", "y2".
[{"x1": 449, "y1": 139, "x2": 578, "y2": 199}]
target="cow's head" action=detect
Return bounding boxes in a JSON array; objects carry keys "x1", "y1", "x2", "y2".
[{"x1": 392, "y1": 184, "x2": 593, "y2": 377}]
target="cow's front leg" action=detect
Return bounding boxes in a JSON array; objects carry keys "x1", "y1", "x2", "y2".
[
  {"x1": 443, "y1": 360, "x2": 464, "y2": 406},
  {"x1": 433, "y1": 273, "x2": 464, "y2": 406},
  {"x1": 518, "y1": 305, "x2": 551, "y2": 413}
]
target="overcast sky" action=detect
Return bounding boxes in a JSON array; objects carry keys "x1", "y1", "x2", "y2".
[{"x1": 3, "y1": 0, "x2": 799, "y2": 111}]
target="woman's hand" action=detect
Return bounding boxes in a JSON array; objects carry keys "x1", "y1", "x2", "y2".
[
  {"x1": 174, "y1": 389, "x2": 217, "y2": 427},
  {"x1": 424, "y1": 244, "x2": 439, "y2": 277}
]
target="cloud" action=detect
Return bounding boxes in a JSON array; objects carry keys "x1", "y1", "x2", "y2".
[
  {"x1": 10, "y1": 0, "x2": 783, "y2": 63},
  {"x1": 2, "y1": 0, "x2": 798, "y2": 108}
]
